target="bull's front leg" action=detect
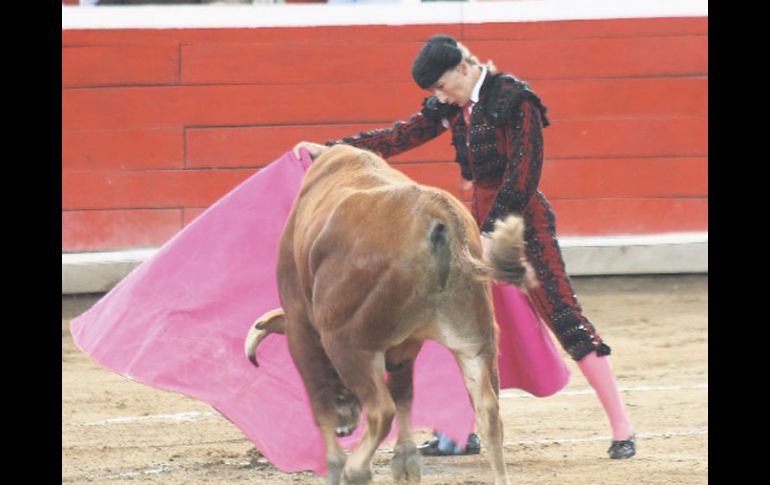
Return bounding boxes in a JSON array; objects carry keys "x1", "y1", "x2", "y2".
[
  {"x1": 318, "y1": 421, "x2": 348, "y2": 485},
  {"x1": 325, "y1": 345, "x2": 396, "y2": 485},
  {"x1": 285, "y1": 318, "x2": 349, "y2": 485}
]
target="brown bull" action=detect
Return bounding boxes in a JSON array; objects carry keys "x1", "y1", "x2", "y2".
[{"x1": 246, "y1": 144, "x2": 531, "y2": 485}]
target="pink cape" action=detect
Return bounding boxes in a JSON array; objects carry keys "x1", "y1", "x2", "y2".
[{"x1": 69, "y1": 150, "x2": 569, "y2": 475}]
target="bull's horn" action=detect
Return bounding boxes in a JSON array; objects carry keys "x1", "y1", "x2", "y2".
[{"x1": 244, "y1": 308, "x2": 286, "y2": 367}]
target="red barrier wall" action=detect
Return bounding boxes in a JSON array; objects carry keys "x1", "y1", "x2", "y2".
[{"x1": 62, "y1": 17, "x2": 708, "y2": 252}]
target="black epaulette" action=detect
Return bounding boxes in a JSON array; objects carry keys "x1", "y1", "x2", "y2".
[
  {"x1": 482, "y1": 74, "x2": 550, "y2": 128},
  {"x1": 420, "y1": 96, "x2": 461, "y2": 121}
]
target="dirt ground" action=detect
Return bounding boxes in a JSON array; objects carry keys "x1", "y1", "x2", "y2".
[{"x1": 62, "y1": 275, "x2": 707, "y2": 484}]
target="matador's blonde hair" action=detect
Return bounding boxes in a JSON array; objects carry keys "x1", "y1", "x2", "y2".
[{"x1": 456, "y1": 41, "x2": 497, "y2": 74}]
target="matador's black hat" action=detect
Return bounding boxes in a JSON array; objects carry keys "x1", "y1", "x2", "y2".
[{"x1": 412, "y1": 34, "x2": 463, "y2": 89}]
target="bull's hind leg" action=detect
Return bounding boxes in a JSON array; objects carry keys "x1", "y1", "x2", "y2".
[
  {"x1": 285, "y1": 318, "x2": 356, "y2": 485},
  {"x1": 452, "y1": 343, "x2": 511, "y2": 485},
  {"x1": 325, "y1": 345, "x2": 397, "y2": 485},
  {"x1": 386, "y1": 341, "x2": 423, "y2": 483},
  {"x1": 385, "y1": 341, "x2": 422, "y2": 482}
]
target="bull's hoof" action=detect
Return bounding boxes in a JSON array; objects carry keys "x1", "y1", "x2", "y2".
[
  {"x1": 391, "y1": 442, "x2": 421, "y2": 482},
  {"x1": 335, "y1": 425, "x2": 355, "y2": 437},
  {"x1": 341, "y1": 467, "x2": 373, "y2": 485},
  {"x1": 335, "y1": 392, "x2": 361, "y2": 437},
  {"x1": 327, "y1": 469, "x2": 343, "y2": 485},
  {"x1": 326, "y1": 455, "x2": 347, "y2": 485}
]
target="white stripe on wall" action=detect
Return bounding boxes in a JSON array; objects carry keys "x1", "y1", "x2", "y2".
[{"x1": 62, "y1": 1, "x2": 708, "y2": 30}]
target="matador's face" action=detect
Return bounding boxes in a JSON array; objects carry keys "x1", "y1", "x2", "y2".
[{"x1": 429, "y1": 61, "x2": 475, "y2": 107}]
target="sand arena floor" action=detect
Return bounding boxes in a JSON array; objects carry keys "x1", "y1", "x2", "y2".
[{"x1": 62, "y1": 275, "x2": 707, "y2": 484}]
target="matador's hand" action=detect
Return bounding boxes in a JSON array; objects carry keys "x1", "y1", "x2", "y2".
[{"x1": 292, "y1": 141, "x2": 327, "y2": 160}]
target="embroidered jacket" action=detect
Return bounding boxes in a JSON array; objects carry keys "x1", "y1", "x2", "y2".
[{"x1": 326, "y1": 72, "x2": 550, "y2": 233}]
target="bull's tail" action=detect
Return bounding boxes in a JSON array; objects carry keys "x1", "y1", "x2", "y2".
[
  {"x1": 429, "y1": 201, "x2": 535, "y2": 289},
  {"x1": 485, "y1": 214, "x2": 536, "y2": 288},
  {"x1": 244, "y1": 308, "x2": 286, "y2": 367}
]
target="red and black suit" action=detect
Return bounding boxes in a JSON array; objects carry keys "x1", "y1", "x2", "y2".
[{"x1": 326, "y1": 71, "x2": 610, "y2": 361}]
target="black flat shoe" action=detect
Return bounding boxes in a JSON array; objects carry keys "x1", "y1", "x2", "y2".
[
  {"x1": 608, "y1": 435, "x2": 636, "y2": 459},
  {"x1": 465, "y1": 432, "x2": 481, "y2": 454},
  {"x1": 418, "y1": 433, "x2": 480, "y2": 456}
]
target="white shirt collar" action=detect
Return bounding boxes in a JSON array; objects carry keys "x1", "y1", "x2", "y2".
[{"x1": 469, "y1": 65, "x2": 487, "y2": 104}]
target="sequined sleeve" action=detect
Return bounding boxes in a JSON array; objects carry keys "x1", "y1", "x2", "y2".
[
  {"x1": 325, "y1": 97, "x2": 458, "y2": 159},
  {"x1": 480, "y1": 99, "x2": 545, "y2": 233}
]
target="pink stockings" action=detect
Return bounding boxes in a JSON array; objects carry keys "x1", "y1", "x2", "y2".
[{"x1": 577, "y1": 351, "x2": 634, "y2": 441}]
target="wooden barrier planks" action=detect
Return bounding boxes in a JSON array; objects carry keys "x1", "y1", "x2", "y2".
[{"x1": 61, "y1": 17, "x2": 708, "y2": 250}]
